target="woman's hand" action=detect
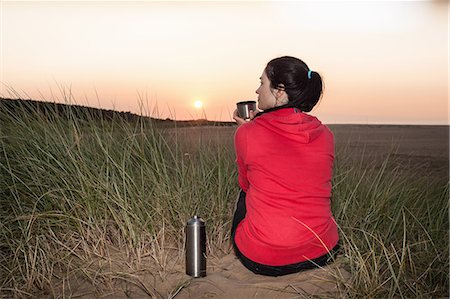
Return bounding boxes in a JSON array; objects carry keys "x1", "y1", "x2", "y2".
[{"x1": 233, "y1": 109, "x2": 256, "y2": 126}]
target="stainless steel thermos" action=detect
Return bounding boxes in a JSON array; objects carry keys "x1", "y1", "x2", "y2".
[{"x1": 185, "y1": 215, "x2": 206, "y2": 277}]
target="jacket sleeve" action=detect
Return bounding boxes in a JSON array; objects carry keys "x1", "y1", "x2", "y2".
[{"x1": 234, "y1": 125, "x2": 249, "y2": 192}]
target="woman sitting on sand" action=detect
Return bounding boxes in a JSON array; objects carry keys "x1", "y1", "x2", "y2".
[{"x1": 231, "y1": 56, "x2": 339, "y2": 276}]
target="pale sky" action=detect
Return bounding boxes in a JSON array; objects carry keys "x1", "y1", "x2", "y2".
[{"x1": 1, "y1": 1, "x2": 448, "y2": 124}]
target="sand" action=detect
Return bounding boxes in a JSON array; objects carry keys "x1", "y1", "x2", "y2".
[{"x1": 61, "y1": 253, "x2": 351, "y2": 299}]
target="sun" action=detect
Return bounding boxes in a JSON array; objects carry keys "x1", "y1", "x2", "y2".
[{"x1": 194, "y1": 100, "x2": 203, "y2": 109}]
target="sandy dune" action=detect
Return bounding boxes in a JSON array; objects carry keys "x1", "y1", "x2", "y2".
[{"x1": 65, "y1": 253, "x2": 350, "y2": 299}]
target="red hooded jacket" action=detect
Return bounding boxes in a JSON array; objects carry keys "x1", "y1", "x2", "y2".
[{"x1": 234, "y1": 107, "x2": 339, "y2": 266}]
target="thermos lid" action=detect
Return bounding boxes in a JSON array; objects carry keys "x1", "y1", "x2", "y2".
[{"x1": 187, "y1": 215, "x2": 205, "y2": 225}]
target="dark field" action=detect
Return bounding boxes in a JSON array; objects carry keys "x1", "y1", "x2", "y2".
[{"x1": 330, "y1": 124, "x2": 449, "y2": 178}]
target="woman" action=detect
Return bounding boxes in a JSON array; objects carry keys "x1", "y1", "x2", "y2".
[{"x1": 231, "y1": 56, "x2": 339, "y2": 276}]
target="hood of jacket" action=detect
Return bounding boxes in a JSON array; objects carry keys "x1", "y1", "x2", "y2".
[{"x1": 253, "y1": 108, "x2": 326, "y2": 143}]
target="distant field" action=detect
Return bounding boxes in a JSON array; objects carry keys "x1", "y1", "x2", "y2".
[{"x1": 330, "y1": 124, "x2": 449, "y2": 176}]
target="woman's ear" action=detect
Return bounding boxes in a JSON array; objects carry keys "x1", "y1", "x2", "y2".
[{"x1": 275, "y1": 88, "x2": 288, "y2": 100}]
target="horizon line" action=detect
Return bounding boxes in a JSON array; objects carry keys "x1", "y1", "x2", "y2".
[{"x1": 1, "y1": 97, "x2": 448, "y2": 126}]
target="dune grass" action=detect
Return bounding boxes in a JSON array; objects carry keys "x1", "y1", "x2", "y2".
[{"x1": 0, "y1": 100, "x2": 448, "y2": 298}]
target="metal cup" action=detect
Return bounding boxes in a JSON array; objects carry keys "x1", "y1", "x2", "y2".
[
  {"x1": 236, "y1": 101, "x2": 257, "y2": 120},
  {"x1": 185, "y1": 216, "x2": 206, "y2": 277}
]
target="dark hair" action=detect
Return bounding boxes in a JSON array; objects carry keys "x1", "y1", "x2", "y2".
[{"x1": 265, "y1": 56, "x2": 323, "y2": 112}]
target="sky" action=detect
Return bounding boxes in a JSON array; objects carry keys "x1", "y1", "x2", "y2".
[{"x1": 1, "y1": 0, "x2": 448, "y2": 124}]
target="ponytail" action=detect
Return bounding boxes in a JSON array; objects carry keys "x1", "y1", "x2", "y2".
[{"x1": 296, "y1": 70, "x2": 323, "y2": 112}]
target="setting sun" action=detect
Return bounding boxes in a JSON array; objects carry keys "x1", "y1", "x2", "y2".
[{"x1": 194, "y1": 100, "x2": 203, "y2": 109}]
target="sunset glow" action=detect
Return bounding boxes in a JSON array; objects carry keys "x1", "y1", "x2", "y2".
[
  {"x1": 194, "y1": 100, "x2": 203, "y2": 109},
  {"x1": 0, "y1": 1, "x2": 447, "y2": 124}
]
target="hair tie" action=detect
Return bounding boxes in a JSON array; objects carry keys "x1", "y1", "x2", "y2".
[{"x1": 307, "y1": 70, "x2": 313, "y2": 79}]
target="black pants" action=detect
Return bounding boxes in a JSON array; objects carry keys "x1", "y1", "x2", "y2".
[{"x1": 231, "y1": 190, "x2": 340, "y2": 277}]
